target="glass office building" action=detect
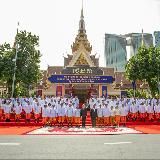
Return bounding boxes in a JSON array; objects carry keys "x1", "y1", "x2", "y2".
[
  {"x1": 104, "y1": 33, "x2": 153, "y2": 71},
  {"x1": 125, "y1": 33, "x2": 153, "y2": 57},
  {"x1": 154, "y1": 31, "x2": 160, "y2": 48},
  {"x1": 104, "y1": 34, "x2": 127, "y2": 72}
]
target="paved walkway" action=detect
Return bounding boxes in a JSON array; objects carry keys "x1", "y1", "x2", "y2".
[{"x1": 0, "y1": 135, "x2": 160, "y2": 159}]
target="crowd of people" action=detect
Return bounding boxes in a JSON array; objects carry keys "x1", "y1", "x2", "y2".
[{"x1": 0, "y1": 96, "x2": 160, "y2": 128}]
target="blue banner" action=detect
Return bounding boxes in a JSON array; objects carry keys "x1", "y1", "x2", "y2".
[{"x1": 48, "y1": 75, "x2": 113, "y2": 84}]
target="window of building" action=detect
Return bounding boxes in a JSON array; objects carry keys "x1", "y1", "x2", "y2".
[{"x1": 111, "y1": 58, "x2": 113, "y2": 64}]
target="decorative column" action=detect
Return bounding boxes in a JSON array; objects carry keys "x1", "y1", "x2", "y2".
[
  {"x1": 98, "y1": 84, "x2": 102, "y2": 98},
  {"x1": 56, "y1": 85, "x2": 62, "y2": 97},
  {"x1": 69, "y1": 84, "x2": 73, "y2": 96},
  {"x1": 62, "y1": 84, "x2": 65, "y2": 97}
]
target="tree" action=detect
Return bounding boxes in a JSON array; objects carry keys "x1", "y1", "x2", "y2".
[
  {"x1": 125, "y1": 46, "x2": 160, "y2": 97},
  {"x1": 127, "y1": 89, "x2": 148, "y2": 98},
  {"x1": 0, "y1": 30, "x2": 41, "y2": 97}
]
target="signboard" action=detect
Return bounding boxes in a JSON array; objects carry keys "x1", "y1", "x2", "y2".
[
  {"x1": 48, "y1": 75, "x2": 113, "y2": 84},
  {"x1": 61, "y1": 66, "x2": 103, "y2": 75}
]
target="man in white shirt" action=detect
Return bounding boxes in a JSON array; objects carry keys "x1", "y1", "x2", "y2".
[
  {"x1": 49, "y1": 104, "x2": 57, "y2": 126},
  {"x1": 130, "y1": 102, "x2": 138, "y2": 121},
  {"x1": 147, "y1": 103, "x2": 154, "y2": 121},
  {"x1": 139, "y1": 102, "x2": 147, "y2": 121},
  {"x1": 57, "y1": 103, "x2": 66, "y2": 127},
  {"x1": 97, "y1": 104, "x2": 103, "y2": 127},
  {"x1": 109, "y1": 106, "x2": 115, "y2": 126},
  {"x1": 66, "y1": 103, "x2": 73, "y2": 127},
  {"x1": 24, "y1": 101, "x2": 32, "y2": 123},
  {"x1": 3, "y1": 101, "x2": 12, "y2": 122},
  {"x1": 75, "y1": 106, "x2": 81, "y2": 127},
  {"x1": 154, "y1": 102, "x2": 160, "y2": 121},
  {"x1": 115, "y1": 106, "x2": 121, "y2": 127},
  {"x1": 42, "y1": 104, "x2": 48, "y2": 127},
  {"x1": 102, "y1": 104, "x2": 111, "y2": 126},
  {"x1": 120, "y1": 104, "x2": 128, "y2": 126},
  {"x1": 33, "y1": 100, "x2": 42, "y2": 123},
  {"x1": 14, "y1": 102, "x2": 22, "y2": 122}
]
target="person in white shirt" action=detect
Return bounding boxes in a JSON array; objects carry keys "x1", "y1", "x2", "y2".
[
  {"x1": 57, "y1": 102, "x2": 66, "y2": 127},
  {"x1": 66, "y1": 103, "x2": 73, "y2": 127},
  {"x1": 110, "y1": 106, "x2": 115, "y2": 126},
  {"x1": 97, "y1": 104, "x2": 103, "y2": 127},
  {"x1": 33, "y1": 101, "x2": 41, "y2": 123},
  {"x1": 14, "y1": 102, "x2": 22, "y2": 122},
  {"x1": 24, "y1": 101, "x2": 32, "y2": 123},
  {"x1": 72, "y1": 103, "x2": 76, "y2": 124},
  {"x1": 139, "y1": 102, "x2": 147, "y2": 121},
  {"x1": 120, "y1": 104, "x2": 128, "y2": 126},
  {"x1": 114, "y1": 106, "x2": 121, "y2": 127},
  {"x1": 3, "y1": 101, "x2": 12, "y2": 122},
  {"x1": 102, "y1": 104, "x2": 111, "y2": 126},
  {"x1": 49, "y1": 104, "x2": 57, "y2": 126},
  {"x1": 73, "y1": 96, "x2": 79, "y2": 108},
  {"x1": 74, "y1": 106, "x2": 81, "y2": 127},
  {"x1": 45, "y1": 103, "x2": 52, "y2": 126},
  {"x1": 147, "y1": 103, "x2": 154, "y2": 121},
  {"x1": 130, "y1": 102, "x2": 138, "y2": 121},
  {"x1": 154, "y1": 102, "x2": 160, "y2": 121},
  {"x1": 42, "y1": 104, "x2": 48, "y2": 126}
]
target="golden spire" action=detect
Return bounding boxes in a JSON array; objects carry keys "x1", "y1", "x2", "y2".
[
  {"x1": 79, "y1": 0, "x2": 86, "y2": 33},
  {"x1": 71, "y1": 0, "x2": 92, "y2": 53},
  {"x1": 81, "y1": 0, "x2": 84, "y2": 18}
]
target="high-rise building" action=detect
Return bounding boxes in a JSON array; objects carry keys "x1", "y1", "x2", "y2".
[
  {"x1": 125, "y1": 33, "x2": 153, "y2": 57},
  {"x1": 104, "y1": 34, "x2": 127, "y2": 72},
  {"x1": 154, "y1": 31, "x2": 160, "y2": 47},
  {"x1": 104, "y1": 32, "x2": 153, "y2": 71}
]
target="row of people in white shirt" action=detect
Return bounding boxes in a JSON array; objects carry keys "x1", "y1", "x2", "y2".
[
  {"x1": 89, "y1": 98, "x2": 160, "y2": 113},
  {"x1": 0, "y1": 96, "x2": 79, "y2": 114},
  {"x1": 1, "y1": 101, "x2": 160, "y2": 119},
  {"x1": 1, "y1": 97, "x2": 160, "y2": 117}
]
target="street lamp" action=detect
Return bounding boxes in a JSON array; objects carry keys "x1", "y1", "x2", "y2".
[
  {"x1": 120, "y1": 79, "x2": 124, "y2": 99},
  {"x1": 11, "y1": 23, "x2": 19, "y2": 98},
  {"x1": 132, "y1": 80, "x2": 136, "y2": 98}
]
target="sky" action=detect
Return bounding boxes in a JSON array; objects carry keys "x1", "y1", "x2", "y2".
[{"x1": 0, "y1": 0, "x2": 160, "y2": 70}]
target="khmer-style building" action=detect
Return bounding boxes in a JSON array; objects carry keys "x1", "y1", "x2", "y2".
[{"x1": 36, "y1": 6, "x2": 147, "y2": 103}]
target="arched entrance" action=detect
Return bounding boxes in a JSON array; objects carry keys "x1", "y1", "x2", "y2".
[{"x1": 72, "y1": 84, "x2": 98, "y2": 103}]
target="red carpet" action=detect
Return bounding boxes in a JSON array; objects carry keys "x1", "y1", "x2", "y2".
[
  {"x1": 0, "y1": 126, "x2": 40, "y2": 135},
  {"x1": 26, "y1": 126, "x2": 142, "y2": 135},
  {"x1": 0, "y1": 125, "x2": 160, "y2": 135},
  {"x1": 1, "y1": 111, "x2": 160, "y2": 135},
  {"x1": 127, "y1": 125, "x2": 160, "y2": 134}
]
